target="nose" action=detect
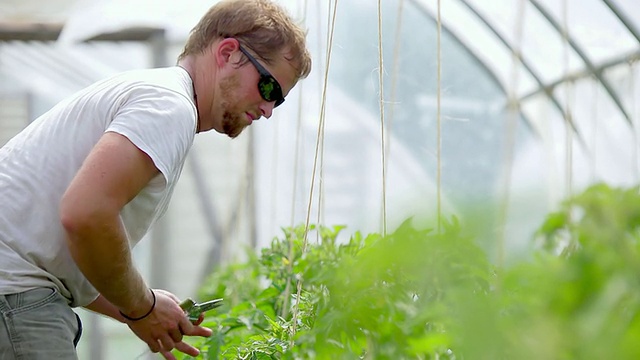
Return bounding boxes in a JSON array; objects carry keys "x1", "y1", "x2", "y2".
[{"x1": 259, "y1": 102, "x2": 276, "y2": 119}]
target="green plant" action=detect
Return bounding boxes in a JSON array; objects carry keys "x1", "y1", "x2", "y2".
[
  {"x1": 177, "y1": 218, "x2": 494, "y2": 359},
  {"x1": 176, "y1": 183, "x2": 640, "y2": 360}
]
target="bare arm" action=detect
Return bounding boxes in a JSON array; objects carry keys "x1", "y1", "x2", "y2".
[
  {"x1": 60, "y1": 131, "x2": 157, "y2": 317},
  {"x1": 60, "y1": 132, "x2": 211, "y2": 357},
  {"x1": 84, "y1": 295, "x2": 126, "y2": 323}
]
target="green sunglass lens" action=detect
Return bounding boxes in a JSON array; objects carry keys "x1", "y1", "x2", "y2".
[{"x1": 259, "y1": 77, "x2": 283, "y2": 104}]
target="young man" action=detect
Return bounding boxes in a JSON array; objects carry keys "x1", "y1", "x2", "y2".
[{"x1": 0, "y1": 0, "x2": 312, "y2": 358}]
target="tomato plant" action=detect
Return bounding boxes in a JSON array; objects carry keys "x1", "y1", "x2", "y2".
[{"x1": 177, "y1": 183, "x2": 640, "y2": 360}]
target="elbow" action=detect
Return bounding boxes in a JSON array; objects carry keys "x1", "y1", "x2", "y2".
[
  {"x1": 59, "y1": 183, "x2": 123, "y2": 252},
  {"x1": 59, "y1": 193, "x2": 112, "y2": 246},
  {"x1": 60, "y1": 202, "x2": 76, "y2": 236},
  {"x1": 60, "y1": 203, "x2": 88, "y2": 256},
  {"x1": 59, "y1": 192, "x2": 87, "y2": 238}
]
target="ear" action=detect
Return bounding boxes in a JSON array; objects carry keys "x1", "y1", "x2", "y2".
[{"x1": 214, "y1": 38, "x2": 241, "y2": 68}]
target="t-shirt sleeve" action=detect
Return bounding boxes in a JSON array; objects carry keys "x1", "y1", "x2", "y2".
[{"x1": 105, "y1": 85, "x2": 197, "y2": 184}]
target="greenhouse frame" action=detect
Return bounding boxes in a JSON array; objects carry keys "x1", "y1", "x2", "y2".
[{"x1": 1, "y1": 0, "x2": 639, "y2": 358}]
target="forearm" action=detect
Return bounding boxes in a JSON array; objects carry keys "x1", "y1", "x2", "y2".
[
  {"x1": 84, "y1": 294, "x2": 127, "y2": 323},
  {"x1": 64, "y1": 214, "x2": 152, "y2": 317},
  {"x1": 60, "y1": 132, "x2": 160, "y2": 318}
]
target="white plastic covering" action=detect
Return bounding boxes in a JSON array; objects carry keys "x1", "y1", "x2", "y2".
[{"x1": 1, "y1": 0, "x2": 640, "y2": 357}]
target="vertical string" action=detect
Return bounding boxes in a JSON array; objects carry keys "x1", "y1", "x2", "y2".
[
  {"x1": 282, "y1": 80, "x2": 305, "y2": 321},
  {"x1": 289, "y1": 87, "x2": 304, "y2": 228},
  {"x1": 497, "y1": 0, "x2": 525, "y2": 269},
  {"x1": 562, "y1": 0, "x2": 573, "y2": 198},
  {"x1": 315, "y1": 0, "x2": 333, "y2": 243},
  {"x1": 315, "y1": 119, "x2": 325, "y2": 243},
  {"x1": 289, "y1": 0, "x2": 311, "y2": 228},
  {"x1": 270, "y1": 114, "x2": 280, "y2": 233},
  {"x1": 282, "y1": 0, "x2": 310, "y2": 320},
  {"x1": 560, "y1": 0, "x2": 578, "y2": 251},
  {"x1": 436, "y1": 0, "x2": 442, "y2": 233},
  {"x1": 289, "y1": 0, "x2": 339, "y2": 345},
  {"x1": 377, "y1": 0, "x2": 387, "y2": 237},
  {"x1": 629, "y1": 62, "x2": 639, "y2": 183},
  {"x1": 590, "y1": 75, "x2": 598, "y2": 183},
  {"x1": 384, "y1": 0, "x2": 405, "y2": 185}
]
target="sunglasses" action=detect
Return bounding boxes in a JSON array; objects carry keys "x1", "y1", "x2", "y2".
[{"x1": 239, "y1": 45, "x2": 285, "y2": 108}]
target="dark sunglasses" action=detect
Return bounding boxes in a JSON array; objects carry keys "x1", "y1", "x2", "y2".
[{"x1": 238, "y1": 45, "x2": 285, "y2": 108}]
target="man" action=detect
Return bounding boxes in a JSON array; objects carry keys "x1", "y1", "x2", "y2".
[{"x1": 0, "y1": 0, "x2": 312, "y2": 358}]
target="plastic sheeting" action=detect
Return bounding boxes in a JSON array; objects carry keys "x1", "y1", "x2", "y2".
[
  {"x1": 2, "y1": 1, "x2": 640, "y2": 358},
  {"x1": 2, "y1": 0, "x2": 639, "y2": 245}
]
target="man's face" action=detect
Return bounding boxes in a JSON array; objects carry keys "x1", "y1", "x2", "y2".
[{"x1": 212, "y1": 47, "x2": 298, "y2": 138}]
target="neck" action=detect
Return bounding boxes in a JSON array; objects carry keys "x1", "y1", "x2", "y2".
[{"x1": 177, "y1": 58, "x2": 201, "y2": 133}]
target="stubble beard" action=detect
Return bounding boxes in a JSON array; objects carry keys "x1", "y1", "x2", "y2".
[
  {"x1": 222, "y1": 110, "x2": 247, "y2": 139},
  {"x1": 219, "y1": 74, "x2": 248, "y2": 139}
]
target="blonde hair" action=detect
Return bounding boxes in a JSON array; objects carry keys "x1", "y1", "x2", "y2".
[{"x1": 178, "y1": 0, "x2": 312, "y2": 80}]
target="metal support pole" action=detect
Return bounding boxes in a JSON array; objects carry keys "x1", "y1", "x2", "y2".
[{"x1": 148, "y1": 28, "x2": 170, "y2": 289}]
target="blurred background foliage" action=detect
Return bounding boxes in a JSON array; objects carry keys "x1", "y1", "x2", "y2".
[{"x1": 177, "y1": 183, "x2": 640, "y2": 360}]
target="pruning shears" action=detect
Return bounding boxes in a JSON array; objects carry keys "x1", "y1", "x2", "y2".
[{"x1": 179, "y1": 297, "x2": 224, "y2": 323}]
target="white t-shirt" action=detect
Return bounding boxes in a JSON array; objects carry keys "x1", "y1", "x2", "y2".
[{"x1": 0, "y1": 67, "x2": 197, "y2": 307}]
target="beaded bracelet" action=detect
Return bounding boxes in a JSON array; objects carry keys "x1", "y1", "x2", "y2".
[{"x1": 119, "y1": 288, "x2": 156, "y2": 321}]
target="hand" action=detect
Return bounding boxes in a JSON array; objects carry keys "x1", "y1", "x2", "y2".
[{"x1": 123, "y1": 289, "x2": 213, "y2": 359}]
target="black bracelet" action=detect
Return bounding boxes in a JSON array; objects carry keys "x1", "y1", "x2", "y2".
[{"x1": 119, "y1": 288, "x2": 156, "y2": 321}]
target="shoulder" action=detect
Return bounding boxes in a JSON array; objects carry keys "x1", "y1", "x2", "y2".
[
  {"x1": 75, "y1": 67, "x2": 195, "y2": 117},
  {"x1": 105, "y1": 68, "x2": 198, "y2": 141},
  {"x1": 116, "y1": 67, "x2": 194, "y2": 105},
  {"x1": 102, "y1": 68, "x2": 197, "y2": 124}
]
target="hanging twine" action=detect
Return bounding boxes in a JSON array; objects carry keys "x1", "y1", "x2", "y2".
[
  {"x1": 384, "y1": 0, "x2": 405, "y2": 209},
  {"x1": 288, "y1": 0, "x2": 339, "y2": 346},
  {"x1": 497, "y1": 0, "x2": 526, "y2": 271},
  {"x1": 378, "y1": 0, "x2": 388, "y2": 237},
  {"x1": 562, "y1": 0, "x2": 574, "y2": 198},
  {"x1": 281, "y1": 0, "x2": 311, "y2": 321},
  {"x1": 629, "y1": 62, "x2": 639, "y2": 182},
  {"x1": 436, "y1": 0, "x2": 442, "y2": 233}
]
